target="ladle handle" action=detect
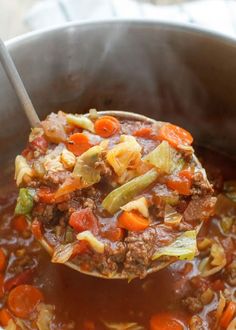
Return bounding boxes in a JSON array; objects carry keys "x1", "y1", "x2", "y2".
[{"x1": 0, "y1": 38, "x2": 40, "y2": 127}]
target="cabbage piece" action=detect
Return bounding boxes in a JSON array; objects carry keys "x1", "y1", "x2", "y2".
[
  {"x1": 72, "y1": 145, "x2": 103, "y2": 185},
  {"x1": 15, "y1": 188, "x2": 35, "y2": 215},
  {"x1": 106, "y1": 135, "x2": 142, "y2": 177},
  {"x1": 103, "y1": 321, "x2": 144, "y2": 330},
  {"x1": 5, "y1": 320, "x2": 17, "y2": 330},
  {"x1": 199, "y1": 242, "x2": 227, "y2": 277},
  {"x1": 220, "y1": 216, "x2": 234, "y2": 233},
  {"x1": 223, "y1": 180, "x2": 236, "y2": 202},
  {"x1": 36, "y1": 303, "x2": 54, "y2": 330},
  {"x1": 51, "y1": 243, "x2": 75, "y2": 264},
  {"x1": 77, "y1": 230, "x2": 104, "y2": 253},
  {"x1": 216, "y1": 292, "x2": 226, "y2": 322},
  {"x1": 29, "y1": 127, "x2": 44, "y2": 142},
  {"x1": 121, "y1": 197, "x2": 149, "y2": 218},
  {"x1": 164, "y1": 205, "x2": 182, "y2": 227},
  {"x1": 43, "y1": 144, "x2": 65, "y2": 172},
  {"x1": 152, "y1": 230, "x2": 197, "y2": 261},
  {"x1": 66, "y1": 113, "x2": 95, "y2": 132},
  {"x1": 15, "y1": 155, "x2": 33, "y2": 186},
  {"x1": 102, "y1": 169, "x2": 158, "y2": 214},
  {"x1": 143, "y1": 141, "x2": 173, "y2": 174},
  {"x1": 227, "y1": 317, "x2": 236, "y2": 330},
  {"x1": 61, "y1": 148, "x2": 76, "y2": 170}
]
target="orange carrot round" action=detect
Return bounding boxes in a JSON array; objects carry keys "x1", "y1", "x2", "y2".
[
  {"x1": 94, "y1": 116, "x2": 120, "y2": 138},
  {"x1": 0, "y1": 248, "x2": 6, "y2": 272},
  {"x1": 220, "y1": 301, "x2": 236, "y2": 329},
  {"x1": 158, "y1": 123, "x2": 193, "y2": 148},
  {"x1": 12, "y1": 215, "x2": 28, "y2": 233},
  {"x1": 67, "y1": 133, "x2": 92, "y2": 156},
  {"x1": 8, "y1": 284, "x2": 44, "y2": 318},
  {"x1": 0, "y1": 308, "x2": 11, "y2": 327},
  {"x1": 150, "y1": 312, "x2": 184, "y2": 330},
  {"x1": 118, "y1": 211, "x2": 149, "y2": 231}
]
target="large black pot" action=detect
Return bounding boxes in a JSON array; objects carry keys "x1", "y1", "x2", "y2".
[{"x1": 1, "y1": 20, "x2": 236, "y2": 187}]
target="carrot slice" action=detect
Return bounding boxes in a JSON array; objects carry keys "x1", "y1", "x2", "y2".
[
  {"x1": 67, "y1": 133, "x2": 92, "y2": 156},
  {"x1": 133, "y1": 127, "x2": 156, "y2": 139},
  {"x1": 31, "y1": 219, "x2": 43, "y2": 240},
  {"x1": 0, "y1": 248, "x2": 6, "y2": 272},
  {"x1": 0, "y1": 274, "x2": 4, "y2": 299},
  {"x1": 118, "y1": 211, "x2": 149, "y2": 231},
  {"x1": 94, "y1": 116, "x2": 120, "y2": 138},
  {"x1": 150, "y1": 312, "x2": 184, "y2": 330},
  {"x1": 220, "y1": 301, "x2": 236, "y2": 328},
  {"x1": 0, "y1": 308, "x2": 11, "y2": 327},
  {"x1": 4, "y1": 269, "x2": 36, "y2": 292},
  {"x1": 8, "y1": 284, "x2": 44, "y2": 318},
  {"x1": 166, "y1": 175, "x2": 192, "y2": 196},
  {"x1": 12, "y1": 215, "x2": 28, "y2": 233},
  {"x1": 158, "y1": 123, "x2": 193, "y2": 148},
  {"x1": 55, "y1": 176, "x2": 84, "y2": 199}
]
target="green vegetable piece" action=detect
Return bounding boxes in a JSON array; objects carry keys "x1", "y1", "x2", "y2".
[
  {"x1": 152, "y1": 230, "x2": 197, "y2": 261},
  {"x1": 102, "y1": 169, "x2": 158, "y2": 214},
  {"x1": 143, "y1": 141, "x2": 173, "y2": 174},
  {"x1": 15, "y1": 188, "x2": 34, "y2": 215},
  {"x1": 223, "y1": 180, "x2": 236, "y2": 202},
  {"x1": 72, "y1": 145, "x2": 103, "y2": 186},
  {"x1": 220, "y1": 216, "x2": 234, "y2": 233},
  {"x1": 66, "y1": 114, "x2": 94, "y2": 133}
]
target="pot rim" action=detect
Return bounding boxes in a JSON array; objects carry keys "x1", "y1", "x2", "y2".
[{"x1": 5, "y1": 19, "x2": 236, "y2": 49}]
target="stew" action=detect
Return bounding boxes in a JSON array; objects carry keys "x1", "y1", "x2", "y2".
[
  {"x1": 13, "y1": 111, "x2": 215, "y2": 279},
  {"x1": 0, "y1": 145, "x2": 235, "y2": 329}
]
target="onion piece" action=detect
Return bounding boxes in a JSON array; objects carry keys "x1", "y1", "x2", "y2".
[
  {"x1": 36, "y1": 303, "x2": 54, "y2": 330},
  {"x1": 164, "y1": 205, "x2": 182, "y2": 227},
  {"x1": 152, "y1": 230, "x2": 197, "y2": 261},
  {"x1": 77, "y1": 231, "x2": 104, "y2": 253},
  {"x1": 66, "y1": 114, "x2": 95, "y2": 133},
  {"x1": 41, "y1": 113, "x2": 67, "y2": 143},
  {"x1": 121, "y1": 197, "x2": 149, "y2": 218},
  {"x1": 51, "y1": 243, "x2": 75, "y2": 264},
  {"x1": 15, "y1": 155, "x2": 33, "y2": 186}
]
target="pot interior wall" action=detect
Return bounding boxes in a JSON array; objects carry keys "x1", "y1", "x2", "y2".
[{"x1": 1, "y1": 21, "x2": 236, "y2": 187}]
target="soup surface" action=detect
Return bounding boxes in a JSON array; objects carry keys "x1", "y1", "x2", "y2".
[{"x1": 0, "y1": 147, "x2": 235, "y2": 329}]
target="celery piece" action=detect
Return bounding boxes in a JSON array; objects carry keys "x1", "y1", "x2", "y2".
[{"x1": 102, "y1": 169, "x2": 158, "y2": 214}]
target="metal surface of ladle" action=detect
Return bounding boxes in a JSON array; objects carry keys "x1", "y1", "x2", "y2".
[{"x1": 0, "y1": 39, "x2": 205, "y2": 279}]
